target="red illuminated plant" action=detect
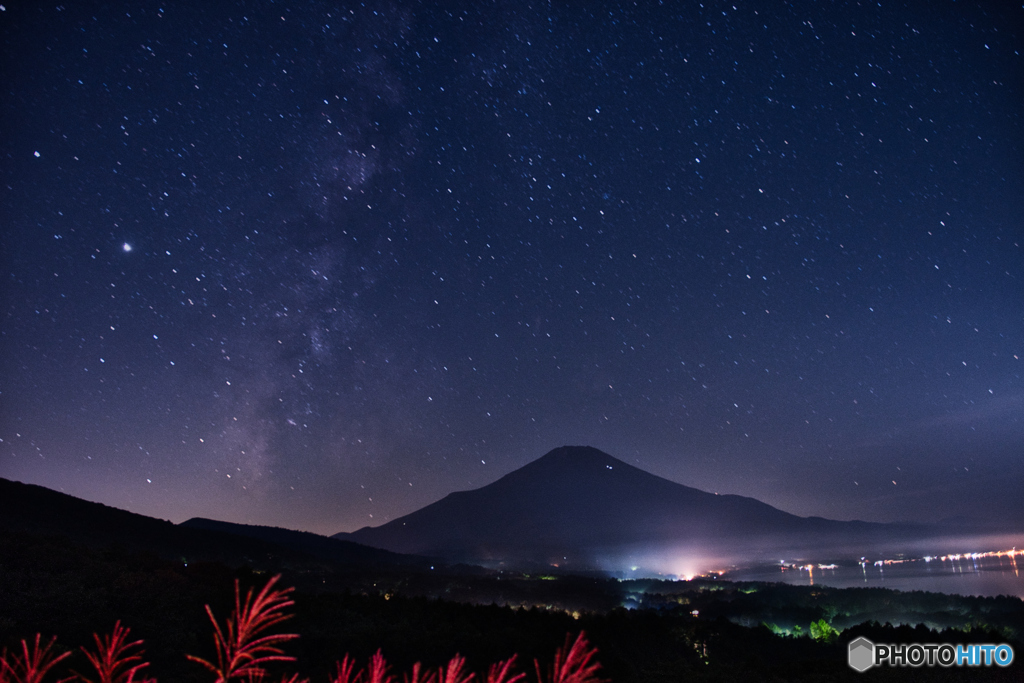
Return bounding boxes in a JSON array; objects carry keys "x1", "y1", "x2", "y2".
[
  {"x1": 435, "y1": 654, "x2": 472, "y2": 683},
  {"x1": 328, "y1": 655, "x2": 362, "y2": 683},
  {"x1": 401, "y1": 661, "x2": 432, "y2": 683},
  {"x1": 186, "y1": 574, "x2": 299, "y2": 682},
  {"x1": 334, "y1": 650, "x2": 528, "y2": 683},
  {"x1": 235, "y1": 672, "x2": 307, "y2": 683},
  {"x1": 534, "y1": 633, "x2": 605, "y2": 683},
  {"x1": 73, "y1": 621, "x2": 154, "y2": 683},
  {"x1": 0, "y1": 634, "x2": 72, "y2": 683},
  {"x1": 363, "y1": 651, "x2": 392, "y2": 683},
  {"x1": 484, "y1": 656, "x2": 524, "y2": 683},
  {"x1": 326, "y1": 650, "x2": 395, "y2": 683}
]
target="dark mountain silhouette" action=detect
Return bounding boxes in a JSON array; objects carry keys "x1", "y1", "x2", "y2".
[
  {"x1": 333, "y1": 446, "x2": 932, "y2": 569},
  {"x1": 0, "y1": 477, "x2": 430, "y2": 571},
  {"x1": 178, "y1": 517, "x2": 439, "y2": 568}
]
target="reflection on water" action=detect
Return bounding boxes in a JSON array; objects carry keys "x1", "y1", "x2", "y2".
[{"x1": 725, "y1": 547, "x2": 1024, "y2": 599}]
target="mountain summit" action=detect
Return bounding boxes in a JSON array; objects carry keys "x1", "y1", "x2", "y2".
[{"x1": 334, "y1": 446, "x2": 906, "y2": 570}]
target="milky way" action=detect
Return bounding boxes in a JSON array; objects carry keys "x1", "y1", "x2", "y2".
[{"x1": 2, "y1": 1, "x2": 1021, "y2": 534}]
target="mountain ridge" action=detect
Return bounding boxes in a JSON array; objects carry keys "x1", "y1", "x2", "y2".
[
  {"x1": 0, "y1": 476, "x2": 432, "y2": 572},
  {"x1": 334, "y1": 446, "x2": 928, "y2": 569}
]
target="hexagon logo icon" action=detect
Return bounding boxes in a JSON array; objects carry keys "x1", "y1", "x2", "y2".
[{"x1": 848, "y1": 636, "x2": 875, "y2": 672}]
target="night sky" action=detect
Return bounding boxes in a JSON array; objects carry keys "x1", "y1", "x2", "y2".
[{"x1": 2, "y1": 1, "x2": 1021, "y2": 536}]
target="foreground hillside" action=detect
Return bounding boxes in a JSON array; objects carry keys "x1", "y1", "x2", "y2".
[
  {"x1": 2, "y1": 477, "x2": 1023, "y2": 681},
  {"x1": 3, "y1": 526, "x2": 1022, "y2": 682}
]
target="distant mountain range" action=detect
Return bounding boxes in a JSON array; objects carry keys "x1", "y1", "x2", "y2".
[
  {"x1": 334, "y1": 446, "x2": 937, "y2": 571},
  {"x1": 1, "y1": 446, "x2": 982, "y2": 578}
]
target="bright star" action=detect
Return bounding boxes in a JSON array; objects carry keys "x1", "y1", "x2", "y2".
[{"x1": 122, "y1": 243, "x2": 132, "y2": 252}]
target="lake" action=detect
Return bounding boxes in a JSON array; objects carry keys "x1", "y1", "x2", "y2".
[{"x1": 725, "y1": 550, "x2": 1024, "y2": 599}]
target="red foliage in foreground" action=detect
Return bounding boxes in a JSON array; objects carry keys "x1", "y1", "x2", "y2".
[
  {"x1": 0, "y1": 634, "x2": 72, "y2": 683},
  {"x1": 0, "y1": 576, "x2": 606, "y2": 683},
  {"x1": 75, "y1": 621, "x2": 155, "y2": 683},
  {"x1": 186, "y1": 575, "x2": 299, "y2": 682},
  {"x1": 535, "y1": 633, "x2": 606, "y2": 683}
]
